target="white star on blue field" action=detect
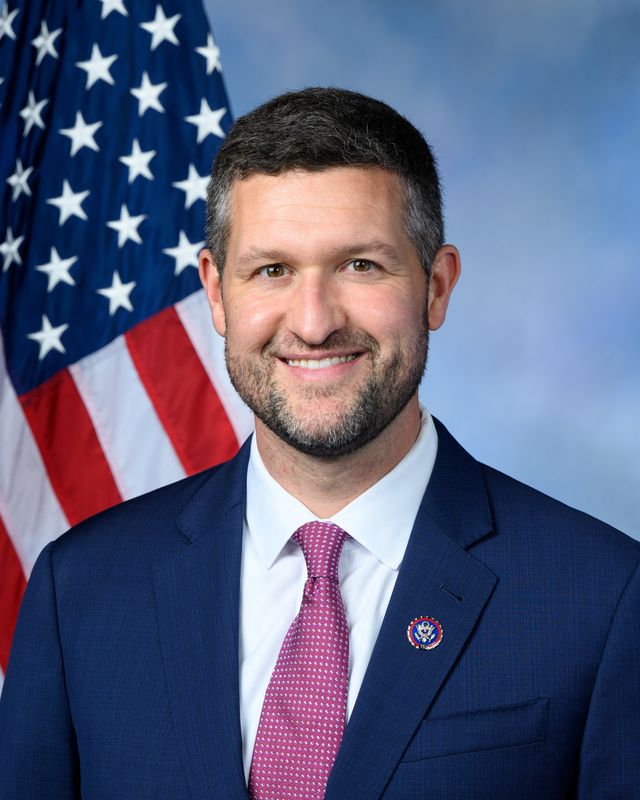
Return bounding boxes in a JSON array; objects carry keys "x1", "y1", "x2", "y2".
[{"x1": 206, "y1": 0, "x2": 640, "y2": 537}]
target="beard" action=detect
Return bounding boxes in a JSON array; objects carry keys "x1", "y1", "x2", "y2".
[{"x1": 224, "y1": 320, "x2": 429, "y2": 459}]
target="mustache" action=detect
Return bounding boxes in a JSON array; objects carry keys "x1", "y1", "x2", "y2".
[{"x1": 263, "y1": 329, "x2": 379, "y2": 357}]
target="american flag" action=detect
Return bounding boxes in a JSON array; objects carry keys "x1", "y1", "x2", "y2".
[{"x1": 0, "y1": 0, "x2": 252, "y2": 691}]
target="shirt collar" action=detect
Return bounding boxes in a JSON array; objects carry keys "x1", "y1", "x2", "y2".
[{"x1": 245, "y1": 408, "x2": 438, "y2": 571}]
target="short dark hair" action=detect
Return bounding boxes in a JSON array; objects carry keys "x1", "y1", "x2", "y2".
[{"x1": 206, "y1": 87, "x2": 444, "y2": 275}]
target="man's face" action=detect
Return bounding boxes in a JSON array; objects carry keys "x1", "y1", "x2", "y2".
[{"x1": 204, "y1": 167, "x2": 432, "y2": 457}]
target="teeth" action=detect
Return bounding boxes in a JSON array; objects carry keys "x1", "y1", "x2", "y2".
[{"x1": 287, "y1": 354, "x2": 357, "y2": 369}]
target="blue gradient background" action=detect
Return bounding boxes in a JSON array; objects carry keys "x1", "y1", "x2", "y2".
[{"x1": 204, "y1": 0, "x2": 639, "y2": 538}]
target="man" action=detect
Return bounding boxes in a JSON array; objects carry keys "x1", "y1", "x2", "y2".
[{"x1": 1, "y1": 88, "x2": 639, "y2": 799}]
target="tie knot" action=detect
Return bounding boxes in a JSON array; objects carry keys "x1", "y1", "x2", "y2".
[{"x1": 293, "y1": 521, "x2": 348, "y2": 581}]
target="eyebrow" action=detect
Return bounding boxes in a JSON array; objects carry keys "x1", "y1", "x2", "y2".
[
  {"x1": 235, "y1": 240, "x2": 403, "y2": 268},
  {"x1": 235, "y1": 248, "x2": 288, "y2": 269},
  {"x1": 335, "y1": 240, "x2": 403, "y2": 264}
]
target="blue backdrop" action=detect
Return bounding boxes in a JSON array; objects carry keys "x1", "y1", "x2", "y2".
[{"x1": 205, "y1": 0, "x2": 639, "y2": 538}]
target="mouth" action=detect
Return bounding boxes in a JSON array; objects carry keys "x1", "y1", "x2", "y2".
[{"x1": 286, "y1": 354, "x2": 358, "y2": 370}]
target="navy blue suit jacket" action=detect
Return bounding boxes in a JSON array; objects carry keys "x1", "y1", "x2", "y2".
[{"x1": 1, "y1": 420, "x2": 639, "y2": 798}]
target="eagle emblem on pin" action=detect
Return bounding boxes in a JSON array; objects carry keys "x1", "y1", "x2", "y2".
[{"x1": 407, "y1": 616, "x2": 443, "y2": 650}]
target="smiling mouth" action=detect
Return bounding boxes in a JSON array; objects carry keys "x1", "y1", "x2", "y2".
[{"x1": 286, "y1": 354, "x2": 358, "y2": 369}]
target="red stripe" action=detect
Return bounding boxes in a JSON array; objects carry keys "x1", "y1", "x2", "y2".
[
  {"x1": 126, "y1": 306, "x2": 239, "y2": 474},
  {"x1": 20, "y1": 369, "x2": 122, "y2": 526},
  {"x1": 0, "y1": 514, "x2": 27, "y2": 672}
]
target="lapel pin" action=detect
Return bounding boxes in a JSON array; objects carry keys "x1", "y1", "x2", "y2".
[{"x1": 407, "y1": 616, "x2": 443, "y2": 650}]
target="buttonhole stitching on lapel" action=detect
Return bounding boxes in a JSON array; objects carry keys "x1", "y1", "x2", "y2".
[{"x1": 439, "y1": 584, "x2": 464, "y2": 603}]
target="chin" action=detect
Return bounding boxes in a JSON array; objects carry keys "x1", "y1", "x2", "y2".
[{"x1": 257, "y1": 399, "x2": 404, "y2": 459}]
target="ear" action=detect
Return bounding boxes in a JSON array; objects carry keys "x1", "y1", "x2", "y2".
[
  {"x1": 198, "y1": 248, "x2": 226, "y2": 336},
  {"x1": 427, "y1": 245, "x2": 461, "y2": 331}
]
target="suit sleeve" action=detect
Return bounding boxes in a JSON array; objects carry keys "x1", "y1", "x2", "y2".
[
  {"x1": 0, "y1": 542, "x2": 80, "y2": 798},
  {"x1": 577, "y1": 559, "x2": 640, "y2": 796}
]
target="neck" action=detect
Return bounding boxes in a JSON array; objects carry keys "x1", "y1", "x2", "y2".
[{"x1": 254, "y1": 397, "x2": 422, "y2": 518}]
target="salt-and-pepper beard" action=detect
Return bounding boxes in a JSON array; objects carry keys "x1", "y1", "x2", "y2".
[{"x1": 223, "y1": 315, "x2": 429, "y2": 459}]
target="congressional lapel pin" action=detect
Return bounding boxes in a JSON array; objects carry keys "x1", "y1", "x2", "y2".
[{"x1": 407, "y1": 616, "x2": 443, "y2": 650}]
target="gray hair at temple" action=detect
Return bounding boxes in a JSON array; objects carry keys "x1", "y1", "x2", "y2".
[{"x1": 205, "y1": 87, "x2": 444, "y2": 276}]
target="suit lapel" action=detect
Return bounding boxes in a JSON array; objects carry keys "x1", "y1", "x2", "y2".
[
  {"x1": 326, "y1": 420, "x2": 498, "y2": 799},
  {"x1": 153, "y1": 443, "x2": 251, "y2": 800},
  {"x1": 152, "y1": 421, "x2": 497, "y2": 799}
]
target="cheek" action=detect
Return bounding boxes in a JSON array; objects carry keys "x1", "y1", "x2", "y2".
[
  {"x1": 355, "y1": 290, "x2": 425, "y2": 343},
  {"x1": 224, "y1": 294, "x2": 282, "y2": 352}
]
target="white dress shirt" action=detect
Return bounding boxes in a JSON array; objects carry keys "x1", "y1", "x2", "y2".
[{"x1": 239, "y1": 408, "x2": 438, "y2": 780}]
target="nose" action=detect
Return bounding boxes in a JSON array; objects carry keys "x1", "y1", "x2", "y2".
[{"x1": 286, "y1": 271, "x2": 347, "y2": 346}]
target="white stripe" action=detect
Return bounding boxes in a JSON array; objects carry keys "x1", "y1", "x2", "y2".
[
  {"x1": 0, "y1": 338, "x2": 69, "y2": 575},
  {"x1": 70, "y1": 335, "x2": 186, "y2": 500},
  {"x1": 176, "y1": 290, "x2": 253, "y2": 444},
  {"x1": 0, "y1": 667, "x2": 4, "y2": 696}
]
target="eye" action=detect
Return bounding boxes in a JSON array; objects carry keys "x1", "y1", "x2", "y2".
[
  {"x1": 259, "y1": 264, "x2": 287, "y2": 278},
  {"x1": 346, "y1": 259, "x2": 375, "y2": 273}
]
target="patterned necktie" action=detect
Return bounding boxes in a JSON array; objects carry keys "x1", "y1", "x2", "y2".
[{"x1": 249, "y1": 521, "x2": 350, "y2": 800}]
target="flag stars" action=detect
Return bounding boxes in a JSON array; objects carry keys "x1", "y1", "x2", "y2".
[
  {"x1": 163, "y1": 231, "x2": 204, "y2": 275},
  {"x1": 107, "y1": 204, "x2": 146, "y2": 247},
  {"x1": 7, "y1": 159, "x2": 34, "y2": 201},
  {"x1": 19, "y1": 91, "x2": 48, "y2": 135},
  {"x1": 59, "y1": 111, "x2": 102, "y2": 156},
  {"x1": 1, "y1": 227, "x2": 25, "y2": 271},
  {"x1": 119, "y1": 139, "x2": 156, "y2": 183},
  {"x1": 27, "y1": 315, "x2": 69, "y2": 360},
  {"x1": 185, "y1": 99, "x2": 226, "y2": 143},
  {"x1": 76, "y1": 43, "x2": 117, "y2": 89},
  {"x1": 131, "y1": 71, "x2": 167, "y2": 116},
  {"x1": 100, "y1": 0, "x2": 127, "y2": 19},
  {"x1": 31, "y1": 19, "x2": 62, "y2": 65},
  {"x1": 140, "y1": 4, "x2": 180, "y2": 50},
  {"x1": 47, "y1": 180, "x2": 90, "y2": 225},
  {"x1": 35, "y1": 247, "x2": 77, "y2": 291},
  {"x1": 0, "y1": 2, "x2": 18, "y2": 41},
  {"x1": 97, "y1": 271, "x2": 135, "y2": 315},
  {"x1": 196, "y1": 33, "x2": 221, "y2": 74},
  {"x1": 172, "y1": 164, "x2": 208, "y2": 209}
]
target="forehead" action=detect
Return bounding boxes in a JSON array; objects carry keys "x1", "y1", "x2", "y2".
[{"x1": 226, "y1": 167, "x2": 409, "y2": 254}]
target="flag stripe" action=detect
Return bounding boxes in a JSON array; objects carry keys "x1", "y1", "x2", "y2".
[
  {"x1": 176, "y1": 291, "x2": 253, "y2": 445},
  {"x1": 0, "y1": 342, "x2": 69, "y2": 573},
  {"x1": 0, "y1": 0, "x2": 238, "y2": 676},
  {"x1": 0, "y1": 513, "x2": 26, "y2": 674},
  {"x1": 126, "y1": 305, "x2": 239, "y2": 474},
  {"x1": 20, "y1": 370, "x2": 123, "y2": 526},
  {"x1": 70, "y1": 336, "x2": 186, "y2": 500}
]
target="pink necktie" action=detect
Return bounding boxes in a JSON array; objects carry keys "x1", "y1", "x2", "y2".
[{"x1": 249, "y1": 521, "x2": 350, "y2": 800}]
